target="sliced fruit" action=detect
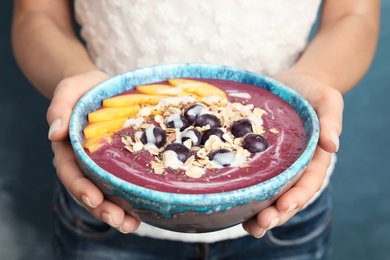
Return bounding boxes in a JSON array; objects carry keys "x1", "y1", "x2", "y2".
[
  {"x1": 103, "y1": 94, "x2": 168, "y2": 107},
  {"x1": 88, "y1": 106, "x2": 140, "y2": 123},
  {"x1": 83, "y1": 117, "x2": 128, "y2": 139},
  {"x1": 136, "y1": 84, "x2": 181, "y2": 95},
  {"x1": 84, "y1": 134, "x2": 114, "y2": 153},
  {"x1": 168, "y1": 79, "x2": 227, "y2": 99},
  {"x1": 136, "y1": 83, "x2": 201, "y2": 99},
  {"x1": 201, "y1": 95, "x2": 228, "y2": 107}
]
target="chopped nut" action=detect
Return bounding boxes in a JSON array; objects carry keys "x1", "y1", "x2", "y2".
[
  {"x1": 138, "y1": 107, "x2": 152, "y2": 117},
  {"x1": 222, "y1": 133, "x2": 234, "y2": 144},
  {"x1": 201, "y1": 95, "x2": 224, "y2": 106},
  {"x1": 183, "y1": 155, "x2": 195, "y2": 168},
  {"x1": 132, "y1": 142, "x2": 144, "y2": 152},
  {"x1": 148, "y1": 147, "x2": 160, "y2": 155},
  {"x1": 154, "y1": 114, "x2": 164, "y2": 123},
  {"x1": 140, "y1": 123, "x2": 150, "y2": 129},
  {"x1": 124, "y1": 145, "x2": 134, "y2": 153},
  {"x1": 121, "y1": 136, "x2": 134, "y2": 146},
  {"x1": 197, "y1": 158, "x2": 210, "y2": 165},
  {"x1": 190, "y1": 146, "x2": 201, "y2": 152},
  {"x1": 185, "y1": 166, "x2": 205, "y2": 178},
  {"x1": 253, "y1": 107, "x2": 267, "y2": 117},
  {"x1": 233, "y1": 137, "x2": 244, "y2": 146},
  {"x1": 197, "y1": 148, "x2": 208, "y2": 159},
  {"x1": 160, "y1": 122, "x2": 167, "y2": 130},
  {"x1": 183, "y1": 139, "x2": 192, "y2": 149},
  {"x1": 166, "y1": 131, "x2": 177, "y2": 144},
  {"x1": 168, "y1": 107, "x2": 181, "y2": 115},
  {"x1": 192, "y1": 160, "x2": 203, "y2": 167},
  {"x1": 211, "y1": 138, "x2": 224, "y2": 150},
  {"x1": 154, "y1": 167, "x2": 165, "y2": 174},
  {"x1": 254, "y1": 125, "x2": 265, "y2": 135}
]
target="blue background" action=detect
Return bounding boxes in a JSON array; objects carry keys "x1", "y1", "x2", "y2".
[{"x1": 0, "y1": 1, "x2": 389, "y2": 259}]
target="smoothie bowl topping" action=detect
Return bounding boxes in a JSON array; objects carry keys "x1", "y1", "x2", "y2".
[{"x1": 83, "y1": 78, "x2": 273, "y2": 179}]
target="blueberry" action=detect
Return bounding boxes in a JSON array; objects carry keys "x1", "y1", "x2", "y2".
[
  {"x1": 180, "y1": 129, "x2": 202, "y2": 146},
  {"x1": 141, "y1": 126, "x2": 167, "y2": 148},
  {"x1": 208, "y1": 149, "x2": 235, "y2": 167},
  {"x1": 166, "y1": 113, "x2": 190, "y2": 131},
  {"x1": 242, "y1": 134, "x2": 269, "y2": 153},
  {"x1": 231, "y1": 119, "x2": 253, "y2": 137},
  {"x1": 164, "y1": 143, "x2": 191, "y2": 162},
  {"x1": 184, "y1": 104, "x2": 205, "y2": 124},
  {"x1": 194, "y1": 114, "x2": 221, "y2": 128},
  {"x1": 201, "y1": 128, "x2": 225, "y2": 145}
]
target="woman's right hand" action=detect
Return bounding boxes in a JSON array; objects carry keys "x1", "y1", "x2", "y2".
[{"x1": 47, "y1": 70, "x2": 141, "y2": 233}]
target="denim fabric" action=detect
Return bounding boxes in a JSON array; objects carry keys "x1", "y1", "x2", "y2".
[{"x1": 52, "y1": 183, "x2": 332, "y2": 260}]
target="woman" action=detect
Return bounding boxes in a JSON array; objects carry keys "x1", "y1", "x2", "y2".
[{"x1": 12, "y1": 0, "x2": 379, "y2": 259}]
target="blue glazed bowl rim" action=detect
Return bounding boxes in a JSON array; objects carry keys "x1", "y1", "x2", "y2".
[{"x1": 69, "y1": 63, "x2": 319, "y2": 205}]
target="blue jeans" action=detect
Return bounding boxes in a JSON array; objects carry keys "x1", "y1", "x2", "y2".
[{"x1": 52, "y1": 183, "x2": 332, "y2": 260}]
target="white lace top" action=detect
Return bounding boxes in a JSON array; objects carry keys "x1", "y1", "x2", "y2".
[
  {"x1": 75, "y1": 0, "x2": 321, "y2": 76},
  {"x1": 74, "y1": 0, "x2": 324, "y2": 242}
]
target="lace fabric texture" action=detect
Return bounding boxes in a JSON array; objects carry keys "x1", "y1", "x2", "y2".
[
  {"x1": 75, "y1": 0, "x2": 321, "y2": 76},
  {"x1": 74, "y1": 0, "x2": 323, "y2": 242}
]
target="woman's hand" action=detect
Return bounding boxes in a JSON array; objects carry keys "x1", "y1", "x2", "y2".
[
  {"x1": 242, "y1": 0, "x2": 379, "y2": 238},
  {"x1": 47, "y1": 70, "x2": 141, "y2": 233},
  {"x1": 242, "y1": 72, "x2": 343, "y2": 238}
]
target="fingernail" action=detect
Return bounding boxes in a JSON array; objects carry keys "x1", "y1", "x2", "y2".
[
  {"x1": 252, "y1": 227, "x2": 266, "y2": 238},
  {"x1": 330, "y1": 131, "x2": 339, "y2": 152},
  {"x1": 285, "y1": 202, "x2": 298, "y2": 213},
  {"x1": 118, "y1": 225, "x2": 130, "y2": 234},
  {"x1": 242, "y1": 223, "x2": 248, "y2": 232},
  {"x1": 267, "y1": 217, "x2": 279, "y2": 230},
  {"x1": 48, "y1": 118, "x2": 61, "y2": 140},
  {"x1": 81, "y1": 195, "x2": 96, "y2": 208},
  {"x1": 101, "y1": 212, "x2": 117, "y2": 227}
]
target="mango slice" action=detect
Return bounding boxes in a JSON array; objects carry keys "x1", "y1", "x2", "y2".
[
  {"x1": 88, "y1": 106, "x2": 140, "y2": 123},
  {"x1": 83, "y1": 117, "x2": 128, "y2": 139},
  {"x1": 168, "y1": 79, "x2": 227, "y2": 99},
  {"x1": 103, "y1": 94, "x2": 168, "y2": 107},
  {"x1": 136, "y1": 84, "x2": 180, "y2": 95},
  {"x1": 84, "y1": 134, "x2": 114, "y2": 153},
  {"x1": 136, "y1": 84, "x2": 201, "y2": 99}
]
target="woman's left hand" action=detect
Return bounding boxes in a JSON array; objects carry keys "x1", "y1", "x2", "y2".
[{"x1": 242, "y1": 72, "x2": 343, "y2": 238}]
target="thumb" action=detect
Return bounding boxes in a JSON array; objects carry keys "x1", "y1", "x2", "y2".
[
  {"x1": 315, "y1": 88, "x2": 344, "y2": 153},
  {"x1": 47, "y1": 94, "x2": 73, "y2": 141},
  {"x1": 47, "y1": 70, "x2": 110, "y2": 141}
]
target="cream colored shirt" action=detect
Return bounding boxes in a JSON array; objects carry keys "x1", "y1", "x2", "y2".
[{"x1": 75, "y1": 0, "x2": 321, "y2": 76}]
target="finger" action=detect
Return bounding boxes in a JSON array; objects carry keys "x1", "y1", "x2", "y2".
[
  {"x1": 82, "y1": 197, "x2": 140, "y2": 233},
  {"x1": 85, "y1": 200, "x2": 125, "y2": 228},
  {"x1": 118, "y1": 214, "x2": 141, "y2": 234},
  {"x1": 242, "y1": 218, "x2": 267, "y2": 238},
  {"x1": 251, "y1": 203, "x2": 300, "y2": 230},
  {"x1": 275, "y1": 147, "x2": 332, "y2": 212},
  {"x1": 82, "y1": 196, "x2": 140, "y2": 233},
  {"x1": 53, "y1": 141, "x2": 141, "y2": 233},
  {"x1": 243, "y1": 206, "x2": 301, "y2": 238},
  {"x1": 79, "y1": 189, "x2": 141, "y2": 234},
  {"x1": 52, "y1": 141, "x2": 104, "y2": 208}
]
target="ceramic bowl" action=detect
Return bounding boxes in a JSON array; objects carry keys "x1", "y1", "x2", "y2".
[{"x1": 69, "y1": 63, "x2": 319, "y2": 233}]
